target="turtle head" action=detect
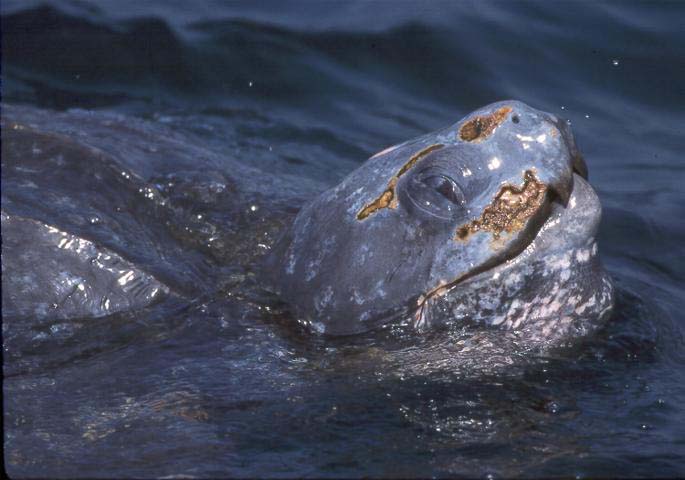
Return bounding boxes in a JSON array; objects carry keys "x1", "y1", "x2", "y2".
[{"x1": 266, "y1": 101, "x2": 608, "y2": 336}]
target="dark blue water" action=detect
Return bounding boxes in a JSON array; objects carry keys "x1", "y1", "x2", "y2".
[{"x1": 2, "y1": 1, "x2": 684, "y2": 477}]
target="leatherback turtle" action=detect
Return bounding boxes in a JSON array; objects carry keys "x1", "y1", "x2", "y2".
[
  {"x1": 2, "y1": 101, "x2": 613, "y2": 346},
  {"x1": 264, "y1": 100, "x2": 614, "y2": 341}
]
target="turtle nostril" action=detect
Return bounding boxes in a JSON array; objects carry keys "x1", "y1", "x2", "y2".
[{"x1": 512, "y1": 115, "x2": 520, "y2": 124}]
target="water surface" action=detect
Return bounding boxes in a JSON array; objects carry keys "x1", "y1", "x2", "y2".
[{"x1": 2, "y1": 1, "x2": 684, "y2": 477}]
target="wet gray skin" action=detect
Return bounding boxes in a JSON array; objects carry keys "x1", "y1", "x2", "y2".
[
  {"x1": 266, "y1": 100, "x2": 614, "y2": 339},
  {"x1": 1, "y1": 104, "x2": 316, "y2": 323},
  {"x1": 2, "y1": 100, "x2": 614, "y2": 348}
]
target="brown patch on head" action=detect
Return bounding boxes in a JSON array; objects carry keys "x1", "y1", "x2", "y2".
[
  {"x1": 455, "y1": 169, "x2": 547, "y2": 241},
  {"x1": 356, "y1": 179, "x2": 397, "y2": 220},
  {"x1": 459, "y1": 106, "x2": 512, "y2": 142},
  {"x1": 357, "y1": 144, "x2": 444, "y2": 220},
  {"x1": 415, "y1": 169, "x2": 547, "y2": 322}
]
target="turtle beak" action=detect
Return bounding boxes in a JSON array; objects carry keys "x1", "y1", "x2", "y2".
[
  {"x1": 534, "y1": 157, "x2": 575, "y2": 207},
  {"x1": 531, "y1": 114, "x2": 588, "y2": 206},
  {"x1": 571, "y1": 150, "x2": 589, "y2": 180},
  {"x1": 554, "y1": 115, "x2": 588, "y2": 180}
]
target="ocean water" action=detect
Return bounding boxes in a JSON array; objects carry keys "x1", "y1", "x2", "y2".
[{"x1": 2, "y1": 1, "x2": 684, "y2": 477}]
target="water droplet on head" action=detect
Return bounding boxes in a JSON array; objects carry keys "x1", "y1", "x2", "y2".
[{"x1": 612, "y1": 58, "x2": 620, "y2": 66}]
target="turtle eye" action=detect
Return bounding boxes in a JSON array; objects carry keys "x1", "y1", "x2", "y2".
[
  {"x1": 405, "y1": 168, "x2": 465, "y2": 219},
  {"x1": 421, "y1": 174, "x2": 464, "y2": 205}
]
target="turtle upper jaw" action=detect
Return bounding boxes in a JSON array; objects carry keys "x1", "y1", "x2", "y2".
[
  {"x1": 420, "y1": 171, "x2": 599, "y2": 311},
  {"x1": 475, "y1": 172, "x2": 601, "y2": 279},
  {"x1": 528, "y1": 173, "x2": 602, "y2": 254}
]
